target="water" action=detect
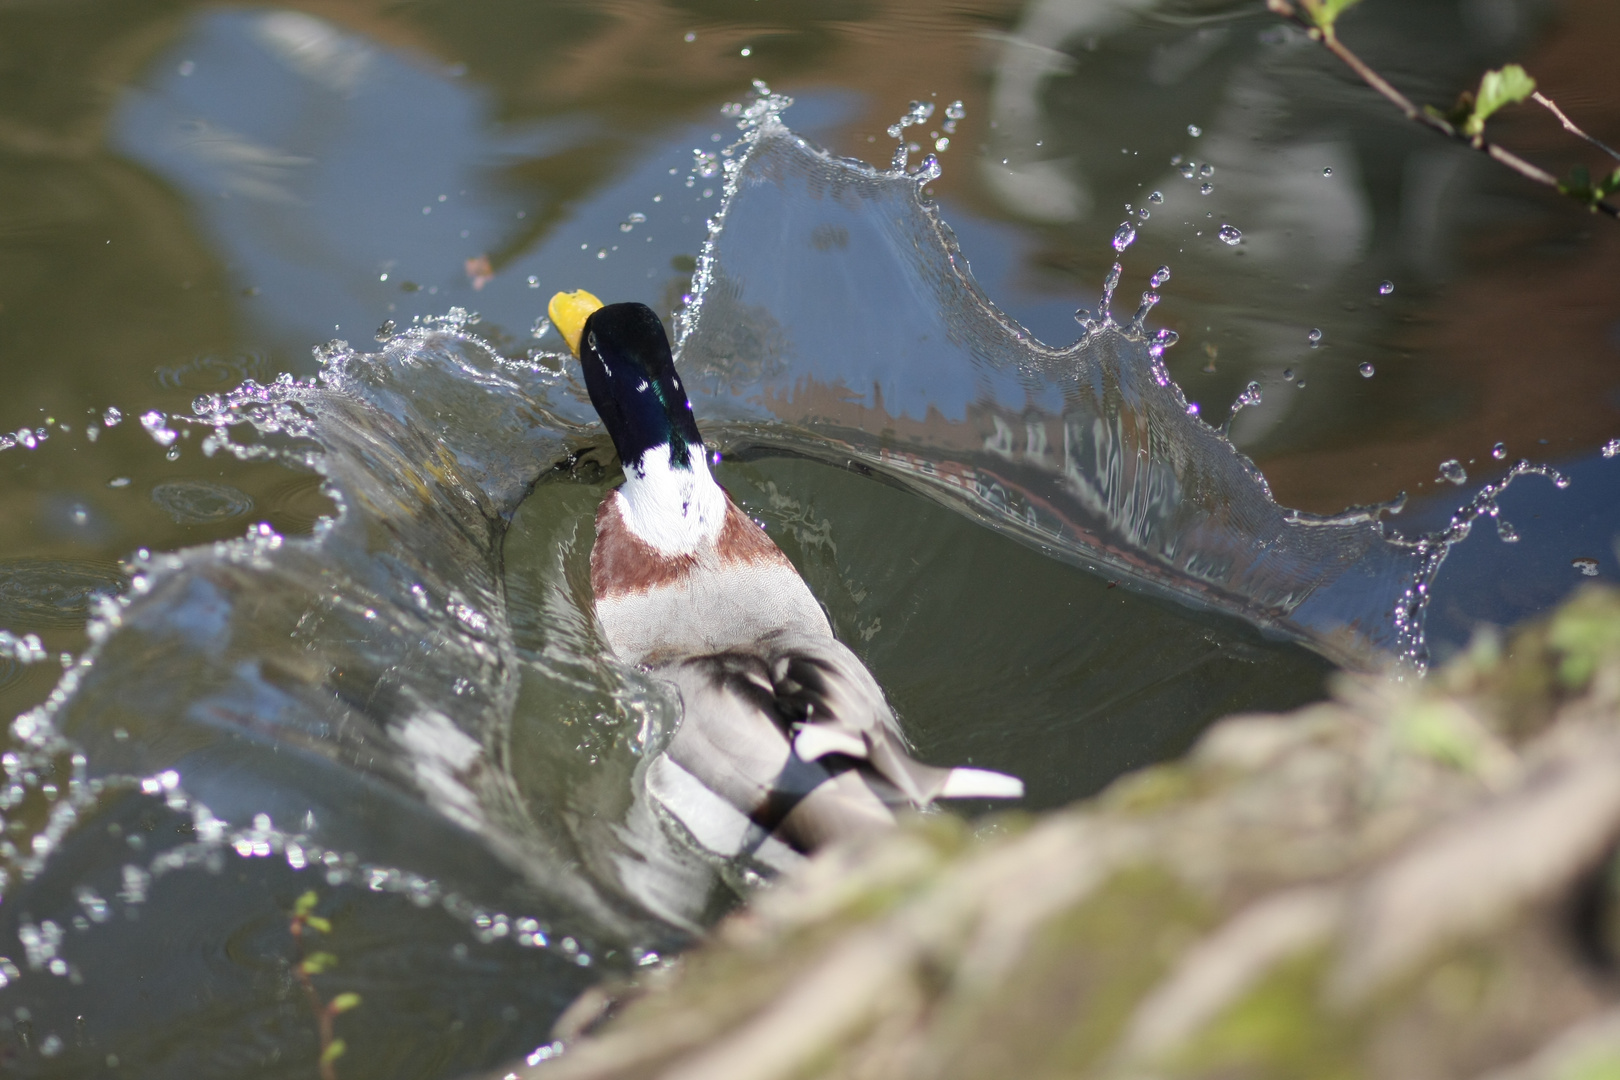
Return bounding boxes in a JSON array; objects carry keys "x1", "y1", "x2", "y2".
[{"x1": 0, "y1": 0, "x2": 1615, "y2": 1075}]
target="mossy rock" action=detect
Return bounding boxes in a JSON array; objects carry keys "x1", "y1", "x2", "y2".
[{"x1": 491, "y1": 586, "x2": 1620, "y2": 1080}]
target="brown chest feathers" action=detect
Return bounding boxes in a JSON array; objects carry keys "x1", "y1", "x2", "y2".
[{"x1": 590, "y1": 492, "x2": 790, "y2": 600}]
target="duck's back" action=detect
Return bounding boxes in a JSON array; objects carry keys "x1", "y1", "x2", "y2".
[{"x1": 590, "y1": 491, "x2": 832, "y2": 666}]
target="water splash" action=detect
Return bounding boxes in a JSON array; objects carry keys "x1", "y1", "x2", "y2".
[
  {"x1": 674, "y1": 111, "x2": 1438, "y2": 671},
  {"x1": 1224, "y1": 381, "x2": 1263, "y2": 435}
]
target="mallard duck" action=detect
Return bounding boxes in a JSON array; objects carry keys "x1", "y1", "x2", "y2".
[{"x1": 549, "y1": 289, "x2": 1022, "y2": 866}]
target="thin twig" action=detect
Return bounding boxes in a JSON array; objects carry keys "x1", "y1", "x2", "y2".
[
  {"x1": 291, "y1": 913, "x2": 340, "y2": 1080},
  {"x1": 1268, "y1": 0, "x2": 1618, "y2": 220},
  {"x1": 1532, "y1": 91, "x2": 1620, "y2": 164}
]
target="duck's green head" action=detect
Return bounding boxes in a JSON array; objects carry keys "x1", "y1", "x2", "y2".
[{"x1": 550, "y1": 290, "x2": 703, "y2": 471}]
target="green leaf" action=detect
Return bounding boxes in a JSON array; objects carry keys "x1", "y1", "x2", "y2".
[
  {"x1": 1555, "y1": 164, "x2": 1619, "y2": 208},
  {"x1": 303, "y1": 915, "x2": 332, "y2": 935},
  {"x1": 293, "y1": 891, "x2": 320, "y2": 917},
  {"x1": 1464, "y1": 64, "x2": 1536, "y2": 137},
  {"x1": 1299, "y1": 0, "x2": 1364, "y2": 34},
  {"x1": 1600, "y1": 166, "x2": 1620, "y2": 200},
  {"x1": 300, "y1": 951, "x2": 338, "y2": 975},
  {"x1": 321, "y1": 1039, "x2": 348, "y2": 1065},
  {"x1": 330, "y1": 992, "x2": 363, "y2": 1014}
]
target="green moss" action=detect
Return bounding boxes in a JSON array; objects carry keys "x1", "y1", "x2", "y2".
[
  {"x1": 1547, "y1": 587, "x2": 1620, "y2": 690},
  {"x1": 929, "y1": 865, "x2": 1213, "y2": 1079},
  {"x1": 1560, "y1": 1051, "x2": 1620, "y2": 1080},
  {"x1": 1392, "y1": 700, "x2": 1481, "y2": 772},
  {"x1": 1168, "y1": 948, "x2": 1364, "y2": 1080},
  {"x1": 1099, "y1": 763, "x2": 1201, "y2": 815}
]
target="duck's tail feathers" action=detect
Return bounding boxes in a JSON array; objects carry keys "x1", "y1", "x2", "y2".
[
  {"x1": 860, "y1": 732, "x2": 1023, "y2": 805},
  {"x1": 938, "y1": 766, "x2": 1025, "y2": 800}
]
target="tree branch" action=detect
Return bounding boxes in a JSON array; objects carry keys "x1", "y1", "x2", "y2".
[{"x1": 1267, "y1": 0, "x2": 1619, "y2": 220}]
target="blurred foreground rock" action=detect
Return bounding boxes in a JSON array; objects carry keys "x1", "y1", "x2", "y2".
[{"x1": 495, "y1": 586, "x2": 1620, "y2": 1080}]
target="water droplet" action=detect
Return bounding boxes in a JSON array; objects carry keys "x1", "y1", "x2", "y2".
[
  {"x1": 375, "y1": 319, "x2": 396, "y2": 340},
  {"x1": 914, "y1": 154, "x2": 942, "y2": 182},
  {"x1": 1100, "y1": 262, "x2": 1122, "y2": 313},
  {"x1": 1138, "y1": 207, "x2": 1150, "y2": 220},
  {"x1": 1200, "y1": 183, "x2": 1214, "y2": 195},
  {"x1": 1438, "y1": 459, "x2": 1467, "y2": 485},
  {"x1": 1307, "y1": 328, "x2": 1323, "y2": 346},
  {"x1": 935, "y1": 136, "x2": 950, "y2": 152},
  {"x1": 946, "y1": 100, "x2": 966, "y2": 121},
  {"x1": 1188, "y1": 124, "x2": 1202, "y2": 137},
  {"x1": 531, "y1": 317, "x2": 551, "y2": 339},
  {"x1": 1554, "y1": 475, "x2": 1571, "y2": 489},
  {"x1": 739, "y1": 47, "x2": 751, "y2": 56},
  {"x1": 1322, "y1": 166, "x2": 1333, "y2": 177},
  {"x1": 1171, "y1": 154, "x2": 1183, "y2": 166},
  {"x1": 1573, "y1": 557, "x2": 1600, "y2": 576},
  {"x1": 1378, "y1": 280, "x2": 1394, "y2": 296},
  {"x1": 619, "y1": 221, "x2": 634, "y2": 232},
  {"x1": 1180, "y1": 163, "x2": 1197, "y2": 180},
  {"x1": 1217, "y1": 224, "x2": 1241, "y2": 245},
  {"x1": 1149, "y1": 191, "x2": 1164, "y2": 204},
  {"x1": 1150, "y1": 265, "x2": 1171, "y2": 288},
  {"x1": 685, "y1": 31, "x2": 696, "y2": 42},
  {"x1": 1492, "y1": 442, "x2": 1507, "y2": 460},
  {"x1": 595, "y1": 248, "x2": 608, "y2": 260},
  {"x1": 526, "y1": 275, "x2": 540, "y2": 289},
  {"x1": 1295, "y1": 378, "x2": 1307, "y2": 388},
  {"x1": 1199, "y1": 164, "x2": 1214, "y2": 179},
  {"x1": 1603, "y1": 438, "x2": 1620, "y2": 458},
  {"x1": 1282, "y1": 368, "x2": 1294, "y2": 381},
  {"x1": 1496, "y1": 519, "x2": 1520, "y2": 543},
  {"x1": 1111, "y1": 222, "x2": 1137, "y2": 252},
  {"x1": 1359, "y1": 362, "x2": 1375, "y2": 378}
]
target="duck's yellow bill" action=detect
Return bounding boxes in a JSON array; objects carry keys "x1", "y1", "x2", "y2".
[{"x1": 548, "y1": 289, "x2": 604, "y2": 357}]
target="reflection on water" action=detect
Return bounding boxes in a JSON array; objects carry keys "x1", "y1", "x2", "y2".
[
  {"x1": 0, "y1": 560, "x2": 124, "y2": 630},
  {"x1": 149, "y1": 480, "x2": 254, "y2": 524}
]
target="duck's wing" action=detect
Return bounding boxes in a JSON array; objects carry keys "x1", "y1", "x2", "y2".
[
  {"x1": 758, "y1": 630, "x2": 1025, "y2": 806},
  {"x1": 651, "y1": 652, "x2": 894, "y2": 860},
  {"x1": 648, "y1": 635, "x2": 1023, "y2": 860}
]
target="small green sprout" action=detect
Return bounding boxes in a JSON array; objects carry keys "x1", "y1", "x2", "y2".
[
  {"x1": 1297, "y1": 0, "x2": 1364, "y2": 36},
  {"x1": 1559, "y1": 165, "x2": 1620, "y2": 210},
  {"x1": 1465, "y1": 65, "x2": 1537, "y2": 137}
]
